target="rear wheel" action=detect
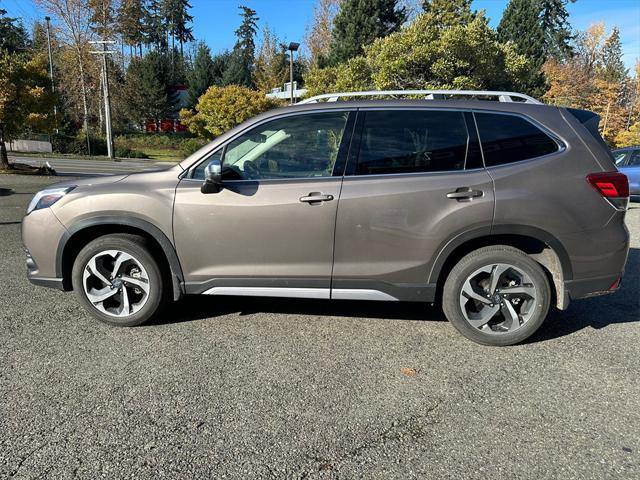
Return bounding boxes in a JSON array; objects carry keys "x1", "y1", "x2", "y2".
[
  {"x1": 71, "y1": 234, "x2": 167, "y2": 326},
  {"x1": 442, "y1": 245, "x2": 551, "y2": 346}
]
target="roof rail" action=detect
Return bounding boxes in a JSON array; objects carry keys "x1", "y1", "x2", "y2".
[{"x1": 298, "y1": 89, "x2": 542, "y2": 105}]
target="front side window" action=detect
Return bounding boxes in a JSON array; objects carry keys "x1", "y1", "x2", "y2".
[
  {"x1": 354, "y1": 110, "x2": 471, "y2": 175},
  {"x1": 475, "y1": 113, "x2": 560, "y2": 166},
  {"x1": 220, "y1": 112, "x2": 349, "y2": 180}
]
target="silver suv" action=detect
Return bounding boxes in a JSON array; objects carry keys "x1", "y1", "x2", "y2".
[{"x1": 22, "y1": 91, "x2": 630, "y2": 346}]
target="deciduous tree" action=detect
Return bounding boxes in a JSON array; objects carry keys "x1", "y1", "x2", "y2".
[{"x1": 0, "y1": 52, "x2": 55, "y2": 168}]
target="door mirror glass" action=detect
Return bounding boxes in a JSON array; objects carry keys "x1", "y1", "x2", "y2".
[{"x1": 201, "y1": 159, "x2": 222, "y2": 194}]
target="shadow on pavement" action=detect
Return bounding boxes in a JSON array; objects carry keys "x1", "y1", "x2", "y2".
[{"x1": 150, "y1": 248, "x2": 639, "y2": 344}]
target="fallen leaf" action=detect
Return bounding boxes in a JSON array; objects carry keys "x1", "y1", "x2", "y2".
[{"x1": 400, "y1": 367, "x2": 418, "y2": 376}]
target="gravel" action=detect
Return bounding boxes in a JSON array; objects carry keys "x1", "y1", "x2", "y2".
[{"x1": 1, "y1": 175, "x2": 639, "y2": 479}]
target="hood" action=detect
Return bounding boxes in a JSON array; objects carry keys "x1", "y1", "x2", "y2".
[{"x1": 45, "y1": 174, "x2": 129, "y2": 191}]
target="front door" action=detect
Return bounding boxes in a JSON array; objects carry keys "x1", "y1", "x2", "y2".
[
  {"x1": 174, "y1": 110, "x2": 354, "y2": 297},
  {"x1": 332, "y1": 108, "x2": 495, "y2": 301}
]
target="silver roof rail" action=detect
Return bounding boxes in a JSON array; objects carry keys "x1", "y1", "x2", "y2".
[{"x1": 298, "y1": 89, "x2": 542, "y2": 105}]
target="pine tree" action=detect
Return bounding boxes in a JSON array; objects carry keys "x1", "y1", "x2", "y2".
[
  {"x1": 497, "y1": 0, "x2": 546, "y2": 95},
  {"x1": 124, "y1": 51, "x2": 173, "y2": 125},
  {"x1": 187, "y1": 42, "x2": 216, "y2": 107},
  {"x1": 88, "y1": 0, "x2": 116, "y2": 37},
  {"x1": 422, "y1": 0, "x2": 474, "y2": 28},
  {"x1": 223, "y1": 5, "x2": 258, "y2": 87},
  {"x1": 0, "y1": 8, "x2": 30, "y2": 53},
  {"x1": 162, "y1": 0, "x2": 194, "y2": 57},
  {"x1": 540, "y1": 0, "x2": 574, "y2": 60},
  {"x1": 328, "y1": 0, "x2": 406, "y2": 66},
  {"x1": 600, "y1": 27, "x2": 626, "y2": 83},
  {"x1": 117, "y1": 0, "x2": 146, "y2": 56},
  {"x1": 145, "y1": 0, "x2": 168, "y2": 52}
]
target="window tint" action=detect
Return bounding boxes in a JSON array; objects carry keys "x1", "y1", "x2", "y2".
[
  {"x1": 475, "y1": 113, "x2": 559, "y2": 166},
  {"x1": 354, "y1": 110, "x2": 471, "y2": 175},
  {"x1": 220, "y1": 112, "x2": 349, "y2": 180}
]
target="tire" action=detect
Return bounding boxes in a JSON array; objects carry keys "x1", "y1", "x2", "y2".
[
  {"x1": 71, "y1": 234, "x2": 167, "y2": 326},
  {"x1": 442, "y1": 245, "x2": 551, "y2": 346}
]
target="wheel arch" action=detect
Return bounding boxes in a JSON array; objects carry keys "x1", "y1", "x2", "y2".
[
  {"x1": 429, "y1": 226, "x2": 573, "y2": 310},
  {"x1": 57, "y1": 216, "x2": 184, "y2": 301}
]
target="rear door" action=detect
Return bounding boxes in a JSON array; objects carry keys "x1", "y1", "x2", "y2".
[{"x1": 331, "y1": 108, "x2": 495, "y2": 301}]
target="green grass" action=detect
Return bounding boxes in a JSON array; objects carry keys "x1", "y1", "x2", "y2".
[{"x1": 137, "y1": 148, "x2": 185, "y2": 162}]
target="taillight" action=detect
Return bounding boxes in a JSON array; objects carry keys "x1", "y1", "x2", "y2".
[{"x1": 586, "y1": 172, "x2": 629, "y2": 198}]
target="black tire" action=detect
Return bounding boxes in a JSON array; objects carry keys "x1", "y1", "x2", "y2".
[
  {"x1": 442, "y1": 245, "x2": 551, "y2": 346},
  {"x1": 71, "y1": 234, "x2": 167, "y2": 326}
]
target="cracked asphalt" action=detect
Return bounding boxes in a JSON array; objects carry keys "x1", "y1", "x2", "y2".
[{"x1": 1, "y1": 175, "x2": 639, "y2": 479}]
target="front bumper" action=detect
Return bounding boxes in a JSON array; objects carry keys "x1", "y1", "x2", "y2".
[{"x1": 22, "y1": 208, "x2": 68, "y2": 287}]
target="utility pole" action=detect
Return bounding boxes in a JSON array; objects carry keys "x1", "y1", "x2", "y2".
[
  {"x1": 90, "y1": 40, "x2": 116, "y2": 159},
  {"x1": 44, "y1": 16, "x2": 58, "y2": 133}
]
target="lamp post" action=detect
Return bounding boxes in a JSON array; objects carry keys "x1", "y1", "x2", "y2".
[
  {"x1": 287, "y1": 42, "x2": 300, "y2": 105},
  {"x1": 44, "y1": 16, "x2": 58, "y2": 133}
]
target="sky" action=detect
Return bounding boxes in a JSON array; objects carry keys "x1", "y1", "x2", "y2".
[{"x1": 3, "y1": 0, "x2": 640, "y2": 70}]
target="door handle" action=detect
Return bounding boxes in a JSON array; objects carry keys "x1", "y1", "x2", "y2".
[
  {"x1": 299, "y1": 192, "x2": 334, "y2": 204},
  {"x1": 446, "y1": 188, "x2": 483, "y2": 202}
]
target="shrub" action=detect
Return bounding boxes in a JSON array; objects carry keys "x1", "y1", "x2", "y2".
[
  {"x1": 51, "y1": 133, "x2": 107, "y2": 156},
  {"x1": 114, "y1": 147, "x2": 149, "y2": 159},
  {"x1": 179, "y1": 137, "x2": 208, "y2": 156},
  {"x1": 180, "y1": 85, "x2": 282, "y2": 139}
]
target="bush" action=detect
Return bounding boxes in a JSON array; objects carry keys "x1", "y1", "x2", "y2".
[
  {"x1": 51, "y1": 133, "x2": 107, "y2": 156},
  {"x1": 114, "y1": 147, "x2": 149, "y2": 159},
  {"x1": 179, "y1": 137, "x2": 208, "y2": 156},
  {"x1": 180, "y1": 85, "x2": 282, "y2": 139}
]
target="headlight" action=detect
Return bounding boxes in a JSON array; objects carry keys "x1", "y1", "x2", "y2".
[{"x1": 26, "y1": 186, "x2": 76, "y2": 215}]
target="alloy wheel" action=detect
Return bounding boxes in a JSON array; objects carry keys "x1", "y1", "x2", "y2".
[
  {"x1": 459, "y1": 263, "x2": 537, "y2": 334},
  {"x1": 82, "y1": 250, "x2": 150, "y2": 318}
]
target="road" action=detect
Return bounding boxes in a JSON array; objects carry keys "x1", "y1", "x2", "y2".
[
  {"x1": 1, "y1": 175, "x2": 639, "y2": 479},
  {"x1": 9, "y1": 155, "x2": 178, "y2": 176}
]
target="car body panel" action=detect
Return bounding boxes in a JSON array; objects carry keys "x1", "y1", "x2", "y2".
[{"x1": 613, "y1": 148, "x2": 640, "y2": 196}]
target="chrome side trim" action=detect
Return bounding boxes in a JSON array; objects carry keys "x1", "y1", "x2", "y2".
[
  {"x1": 203, "y1": 286, "x2": 330, "y2": 299},
  {"x1": 331, "y1": 289, "x2": 399, "y2": 301}
]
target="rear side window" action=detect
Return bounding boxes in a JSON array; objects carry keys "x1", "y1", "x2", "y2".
[
  {"x1": 354, "y1": 110, "x2": 473, "y2": 175},
  {"x1": 475, "y1": 113, "x2": 559, "y2": 166}
]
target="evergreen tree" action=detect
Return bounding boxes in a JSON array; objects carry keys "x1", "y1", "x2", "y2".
[
  {"x1": 223, "y1": 5, "x2": 258, "y2": 87},
  {"x1": 187, "y1": 42, "x2": 216, "y2": 107},
  {"x1": 0, "y1": 8, "x2": 30, "y2": 53},
  {"x1": 422, "y1": 0, "x2": 474, "y2": 28},
  {"x1": 540, "y1": 0, "x2": 574, "y2": 60},
  {"x1": 497, "y1": 0, "x2": 546, "y2": 95},
  {"x1": 162, "y1": 0, "x2": 194, "y2": 57},
  {"x1": 144, "y1": 0, "x2": 168, "y2": 51},
  {"x1": 600, "y1": 27, "x2": 626, "y2": 83},
  {"x1": 124, "y1": 51, "x2": 173, "y2": 125},
  {"x1": 88, "y1": 0, "x2": 116, "y2": 37},
  {"x1": 328, "y1": 0, "x2": 406, "y2": 65},
  {"x1": 118, "y1": 0, "x2": 146, "y2": 56}
]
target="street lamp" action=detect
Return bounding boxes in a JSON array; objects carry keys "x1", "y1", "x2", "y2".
[{"x1": 287, "y1": 42, "x2": 300, "y2": 105}]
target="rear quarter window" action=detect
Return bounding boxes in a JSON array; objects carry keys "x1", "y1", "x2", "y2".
[{"x1": 475, "y1": 113, "x2": 560, "y2": 167}]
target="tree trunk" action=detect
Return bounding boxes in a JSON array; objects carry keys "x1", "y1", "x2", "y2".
[{"x1": 0, "y1": 124, "x2": 9, "y2": 169}]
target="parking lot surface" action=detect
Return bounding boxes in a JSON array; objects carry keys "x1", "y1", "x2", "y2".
[{"x1": 1, "y1": 175, "x2": 639, "y2": 479}]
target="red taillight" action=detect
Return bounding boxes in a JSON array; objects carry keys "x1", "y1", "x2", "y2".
[
  {"x1": 586, "y1": 172, "x2": 629, "y2": 198},
  {"x1": 609, "y1": 277, "x2": 622, "y2": 291}
]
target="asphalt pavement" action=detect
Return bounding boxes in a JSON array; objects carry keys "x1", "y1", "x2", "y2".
[
  {"x1": 9, "y1": 155, "x2": 178, "y2": 176},
  {"x1": 1, "y1": 174, "x2": 639, "y2": 479}
]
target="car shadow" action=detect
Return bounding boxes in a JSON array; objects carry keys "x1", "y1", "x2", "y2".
[{"x1": 149, "y1": 248, "x2": 639, "y2": 344}]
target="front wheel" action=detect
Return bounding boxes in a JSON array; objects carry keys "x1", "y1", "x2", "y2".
[
  {"x1": 71, "y1": 234, "x2": 167, "y2": 326},
  {"x1": 442, "y1": 246, "x2": 551, "y2": 346}
]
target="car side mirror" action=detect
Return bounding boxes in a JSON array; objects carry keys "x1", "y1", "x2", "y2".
[{"x1": 201, "y1": 159, "x2": 222, "y2": 194}]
